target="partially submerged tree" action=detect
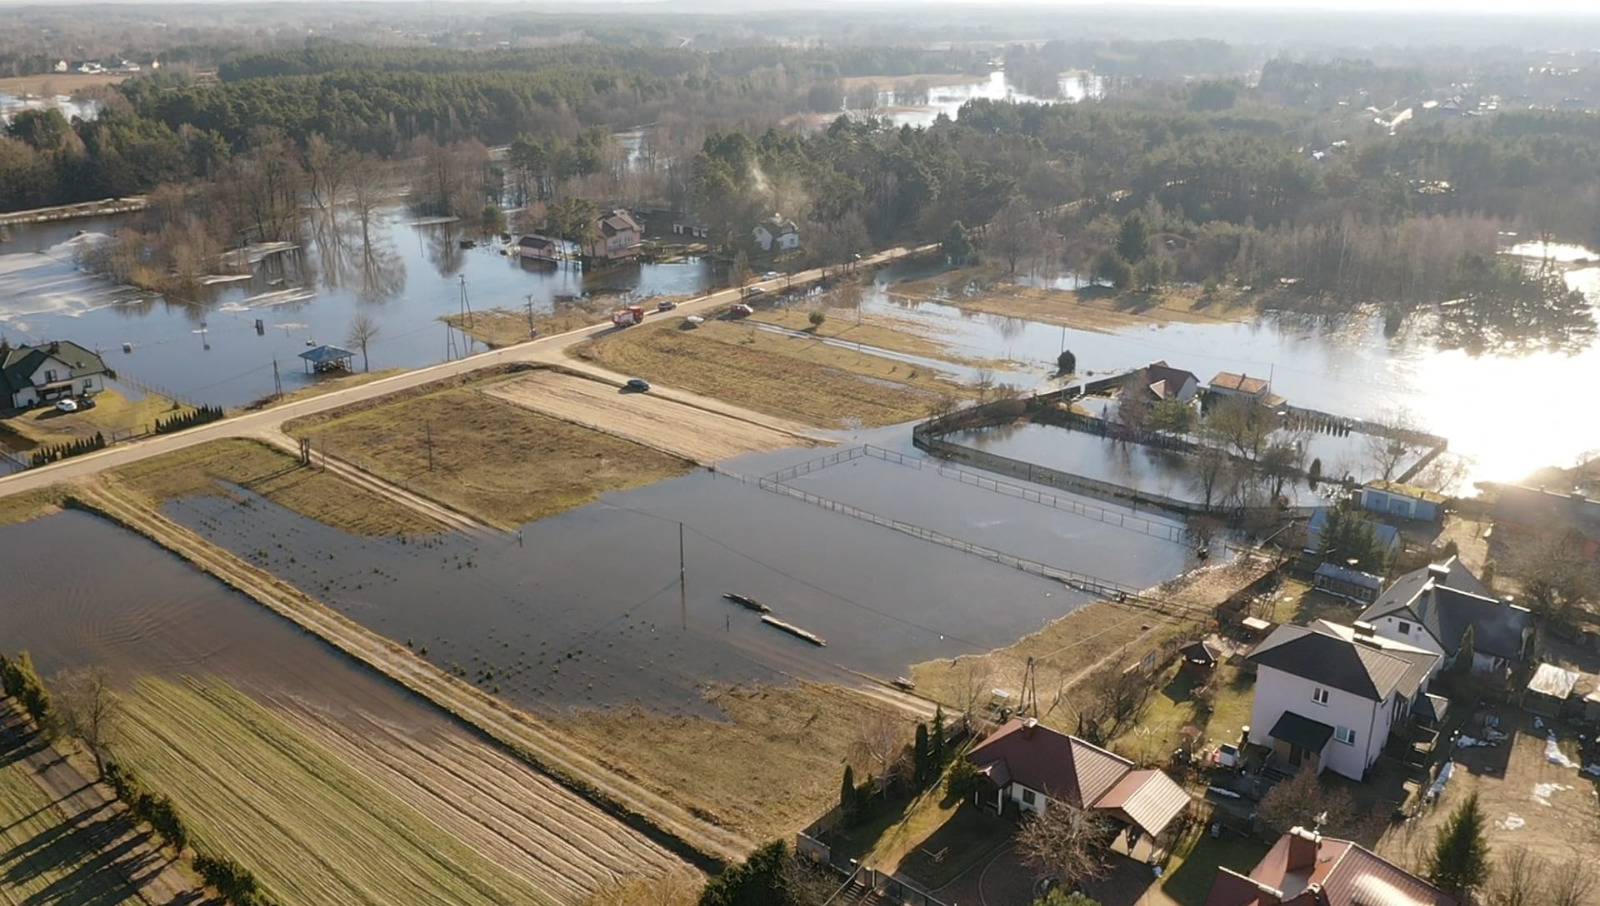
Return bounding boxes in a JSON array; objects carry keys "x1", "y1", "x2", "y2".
[
  {"x1": 1057, "y1": 349, "x2": 1076, "y2": 377},
  {"x1": 943, "y1": 220, "x2": 976, "y2": 266},
  {"x1": 1015, "y1": 802, "x2": 1115, "y2": 891},
  {"x1": 347, "y1": 311, "x2": 380, "y2": 372},
  {"x1": 1427, "y1": 792, "x2": 1491, "y2": 901}
]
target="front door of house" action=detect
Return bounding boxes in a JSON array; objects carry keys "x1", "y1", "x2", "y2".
[{"x1": 1288, "y1": 745, "x2": 1304, "y2": 767}]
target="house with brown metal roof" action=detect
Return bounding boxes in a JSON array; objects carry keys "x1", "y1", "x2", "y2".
[
  {"x1": 1143, "y1": 361, "x2": 1200, "y2": 402},
  {"x1": 1204, "y1": 826, "x2": 1454, "y2": 906},
  {"x1": 582, "y1": 209, "x2": 642, "y2": 261},
  {"x1": 1207, "y1": 371, "x2": 1272, "y2": 402},
  {"x1": 965, "y1": 718, "x2": 1191, "y2": 842}
]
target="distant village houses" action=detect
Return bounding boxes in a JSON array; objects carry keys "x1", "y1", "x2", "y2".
[
  {"x1": 582, "y1": 209, "x2": 641, "y2": 262},
  {"x1": 754, "y1": 215, "x2": 801, "y2": 253}
]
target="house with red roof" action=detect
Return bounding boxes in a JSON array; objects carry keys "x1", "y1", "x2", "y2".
[
  {"x1": 1204, "y1": 826, "x2": 1454, "y2": 906},
  {"x1": 965, "y1": 718, "x2": 1191, "y2": 847}
]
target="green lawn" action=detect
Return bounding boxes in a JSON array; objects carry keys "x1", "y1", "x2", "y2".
[
  {"x1": 1160, "y1": 831, "x2": 1269, "y2": 905},
  {"x1": 1109, "y1": 663, "x2": 1256, "y2": 765}
]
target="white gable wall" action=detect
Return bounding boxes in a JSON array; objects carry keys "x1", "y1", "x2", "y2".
[{"x1": 1247, "y1": 663, "x2": 1390, "y2": 781}]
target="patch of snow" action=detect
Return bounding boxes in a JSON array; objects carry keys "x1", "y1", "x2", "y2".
[
  {"x1": 1496, "y1": 813, "x2": 1526, "y2": 830},
  {"x1": 1532, "y1": 782, "x2": 1572, "y2": 806},
  {"x1": 1546, "y1": 732, "x2": 1579, "y2": 768}
]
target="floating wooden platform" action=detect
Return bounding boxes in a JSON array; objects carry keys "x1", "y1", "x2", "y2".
[
  {"x1": 760, "y1": 615, "x2": 826, "y2": 647},
  {"x1": 722, "y1": 592, "x2": 772, "y2": 614}
]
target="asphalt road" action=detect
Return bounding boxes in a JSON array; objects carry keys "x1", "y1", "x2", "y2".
[{"x1": 0, "y1": 245, "x2": 930, "y2": 499}]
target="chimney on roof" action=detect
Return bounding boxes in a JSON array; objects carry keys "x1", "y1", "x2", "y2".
[
  {"x1": 48, "y1": 340, "x2": 59, "y2": 354},
  {"x1": 1353, "y1": 621, "x2": 1375, "y2": 637},
  {"x1": 1022, "y1": 717, "x2": 1038, "y2": 738},
  {"x1": 1426, "y1": 562, "x2": 1450, "y2": 584},
  {"x1": 1501, "y1": 595, "x2": 1516, "y2": 608},
  {"x1": 1287, "y1": 826, "x2": 1321, "y2": 872}
]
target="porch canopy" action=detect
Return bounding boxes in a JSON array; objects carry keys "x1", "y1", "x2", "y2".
[
  {"x1": 1090, "y1": 769, "x2": 1191, "y2": 838},
  {"x1": 1268, "y1": 711, "x2": 1335, "y2": 754}
]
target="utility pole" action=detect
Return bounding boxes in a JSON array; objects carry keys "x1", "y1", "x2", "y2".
[
  {"x1": 458, "y1": 274, "x2": 474, "y2": 328},
  {"x1": 679, "y1": 521, "x2": 687, "y2": 631},
  {"x1": 272, "y1": 357, "x2": 283, "y2": 399},
  {"x1": 526, "y1": 293, "x2": 537, "y2": 335}
]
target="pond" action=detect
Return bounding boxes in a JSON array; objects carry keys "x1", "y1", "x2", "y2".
[{"x1": 0, "y1": 204, "x2": 712, "y2": 407}]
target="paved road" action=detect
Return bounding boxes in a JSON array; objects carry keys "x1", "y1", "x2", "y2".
[{"x1": 0, "y1": 245, "x2": 931, "y2": 500}]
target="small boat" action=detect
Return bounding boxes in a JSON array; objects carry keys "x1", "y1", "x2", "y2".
[{"x1": 722, "y1": 592, "x2": 771, "y2": 614}]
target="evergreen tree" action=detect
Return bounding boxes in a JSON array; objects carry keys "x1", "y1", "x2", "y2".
[
  {"x1": 1454, "y1": 625, "x2": 1476, "y2": 676},
  {"x1": 943, "y1": 220, "x2": 975, "y2": 265},
  {"x1": 914, "y1": 723, "x2": 930, "y2": 785},
  {"x1": 931, "y1": 705, "x2": 947, "y2": 770},
  {"x1": 1117, "y1": 212, "x2": 1149, "y2": 263},
  {"x1": 840, "y1": 765, "x2": 856, "y2": 822},
  {"x1": 1427, "y1": 792, "x2": 1490, "y2": 900},
  {"x1": 1057, "y1": 350, "x2": 1076, "y2": 376},
  {"x1": 698, "y1": 840, "x2": 792, "y2": 906}
]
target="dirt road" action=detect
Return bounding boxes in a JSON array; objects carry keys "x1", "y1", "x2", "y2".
[
  {"x1": 0, "y1": 246, "x2": 929, "y2": 502},
  {"x1": 0, "y1": 697, "x2": 217, "y2": 906},
  {"x1": 483, "y1": 371, "x2": 816, "y2": 465}
]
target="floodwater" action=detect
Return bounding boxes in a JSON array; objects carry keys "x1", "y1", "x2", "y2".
[
  {"x1": 855, "y1": 259, "x2": 1600, "y2": 486},
  {"x1": 142, "y1": 441, "x2": 1194, "y2": 716},
  {"x1": 0, "y1": 206, "x2": 711, "y2": 406},
  {"x1": 0, "y1": 509, "x2": 455, "y2": 728},
  {"x1": 0, "y1": 92, "x2": 99, "y2": 125},
  {"x1": 872, "y1": 71, "x2": 1106, "y2": 129}
]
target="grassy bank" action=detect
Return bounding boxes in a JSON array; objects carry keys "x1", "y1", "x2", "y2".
[
  {"x1": 115, "y1": 677, "x2": 554, "y2": 906},
  {"x1": 0, "y1": 733, "x2": 145, "y2": 906},
  {"x1": 241, "y1": 368, "x2": 403, "y2": 412},
  {"x1": 111, "y1": 438, "x2": 441, "y2": 536},
  {"x1": 576, "y1": 318, "x2": 970, "y2": 428},
  {"x1": 747, "y1": 308, "x2": 998, "y2": 368},
  {"x1": 887, "y1": 266, "x2": 1260, "y2": 333},
  {"x1": 0, "y1": 485, "x2": 68, "y2": 527},
  {"x1": 553, "y1": 682, "x2": 915, "y2": 844},
  {"x1": 285, "y1": 383, "x2": 689, "y2": 529}
]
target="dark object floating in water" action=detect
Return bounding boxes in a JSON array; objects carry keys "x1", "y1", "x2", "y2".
[
  {"x1": 722, "y1": 592, "x2": 771, "y2": 614},
  {"x1": 761, "y1": 615, "x2": 826, "y2": 647}
]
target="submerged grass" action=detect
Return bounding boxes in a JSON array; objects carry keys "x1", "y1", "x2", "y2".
[
  {"x1": 110, "y1": 438, "x2": 439, "y2": 537},
  {"x1": 0, "y1": 485, "x2": 68, "y2": 528},
  {"x1": 114, "y1": 676, "x2": 553, "y2": 906},
  {"x1": 286, "y1": 385, "x2": 690, "y2": 530}
]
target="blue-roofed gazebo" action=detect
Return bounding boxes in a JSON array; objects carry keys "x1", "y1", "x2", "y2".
[{"x1": 299, "y1": 344, "x2": 355, "y2": 373}]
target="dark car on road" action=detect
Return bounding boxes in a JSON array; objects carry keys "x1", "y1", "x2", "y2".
[{"x1": 625, "y1": 378, "x2": 651, "y2": 392}]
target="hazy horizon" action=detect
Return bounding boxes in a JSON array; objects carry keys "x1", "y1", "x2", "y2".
[{"x1": 7, "y1": 0, "x2": 1600, "y2": 12}]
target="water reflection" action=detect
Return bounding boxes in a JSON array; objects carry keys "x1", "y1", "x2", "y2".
[{"x1": 874, "y1": 71, "x2": 1107, "y2": 129}]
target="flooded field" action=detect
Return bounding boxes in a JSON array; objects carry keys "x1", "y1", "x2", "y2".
[
  {"x1": 872, "y1": 71, "x2": 1105, "y2": 128},
  {"x1": 136, "y1": 439, "x2": 1197, "y2": 717},
  {"x1": 0, "y1": 206, "x2": 711, "y2": 407}
]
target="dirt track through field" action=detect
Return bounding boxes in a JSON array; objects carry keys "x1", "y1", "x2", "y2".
[
  {"x1": 484, "y1": 371, "x2": 812, "y2": 464},
  {"x1": 281, "y1": 703, "x2": 689, "y2": 904}
]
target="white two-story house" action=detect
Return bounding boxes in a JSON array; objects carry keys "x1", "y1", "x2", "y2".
[
  {"x1": 1359, "y1": 558, "x2": 1534, "y2": 676},
  {"x1": 1247, "y1": 620, "x2": 1439, "y2": 781},
  {"x1": 754, "y1": 215, "x2": 801, "y2": 252},
  {"x1": 1, "y1": 340, "x2": 108, "y2": 409}
]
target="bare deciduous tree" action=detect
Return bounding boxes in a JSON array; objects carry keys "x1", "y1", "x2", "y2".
[
  {"x1": 1543, "y1": 849, "x2": 1599, "y2": 906},
  {"x1": 53, "y1": 668, "x2": 119, "y2": 777},
  {"x1": 1487, "y1": 846, "x2": 1542, "y2": 906},
  {"x1": 987, "y1": 199, "x2": 1046, "y2": 277},
  {"x1": 850, "y1": 710, "x2": 910, "y2": 797},
  {"x1": 347, "y1": 311, "x2": 381, "y2": 372},
  {"x1": 1364, "y1": 411, "x2": 1424, "y2": 482},
  {"x1": 1015, "y1": 801, "x2": 1115, "y2": 889}
]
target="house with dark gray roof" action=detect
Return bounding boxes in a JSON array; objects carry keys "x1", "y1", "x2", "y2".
[
  {"x1": 1, "y1": 340, "x2": 108, "y2": 409},
  {"x1": 1205, "y1": 826, "x2": 1455, "y2": 906},
  {"x1": 1247, "y1": 620, "x2": 1439, "y2": 780},
  {"x1": 1358, "y1": 558, "x2": 1533, "y2": 675}
]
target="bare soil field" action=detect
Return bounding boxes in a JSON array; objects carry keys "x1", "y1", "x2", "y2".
[
  {"x1": 554, "y1": 682, "x2": 919, "y2": 844},
  {"x1": 888, "y1": 267, "x2": 1260, "y2": 333},
  {"x1": 484, "y1": 370, "x2": 810, "y2": 464},
  {"x1": 577, "y1": 318, "x2": 969, "y2": 428},
  {"x1": 1378, "y1": 708, "x2": 1600, "y2": 871},
  {"x1": 111, "y1": 438, "x2": 443, "y2": 536},
  {"x1": 0, "y1": 72, "x2": 128, "y2": 96},
  {"x1": 285, "y1": 383, "x2": 690, "y2": 529}
]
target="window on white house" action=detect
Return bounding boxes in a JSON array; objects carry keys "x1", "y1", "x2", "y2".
[
  {"x1": 1397, "y1": 621, "x2": 1411, "y2": 635},
  {"x1": 44, "y1": 369, "x2": 57, "y2": 383},
  {"x1": 1021, "y1": 788, "x2": 1036, "y2": 805},
  {"x1": 1312, "y1": 686, "x2": 1330, "y2": 705},
  {"x1": 1335, "y1": 726, "x2": 1356, "y2": 745}
]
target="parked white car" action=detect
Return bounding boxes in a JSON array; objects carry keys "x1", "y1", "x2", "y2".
[{"x1": 54, "y1": 398, "x2": 78, "y2": 413}]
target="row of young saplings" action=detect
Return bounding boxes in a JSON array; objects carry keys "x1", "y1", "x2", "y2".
[{"x1": 0, "y1": 652, "x2": 276, "y2": 906}]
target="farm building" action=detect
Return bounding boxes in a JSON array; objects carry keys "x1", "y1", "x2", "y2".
[{"x1": 1312, "y1": 562, "x2": 1383, "y2": 604}]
